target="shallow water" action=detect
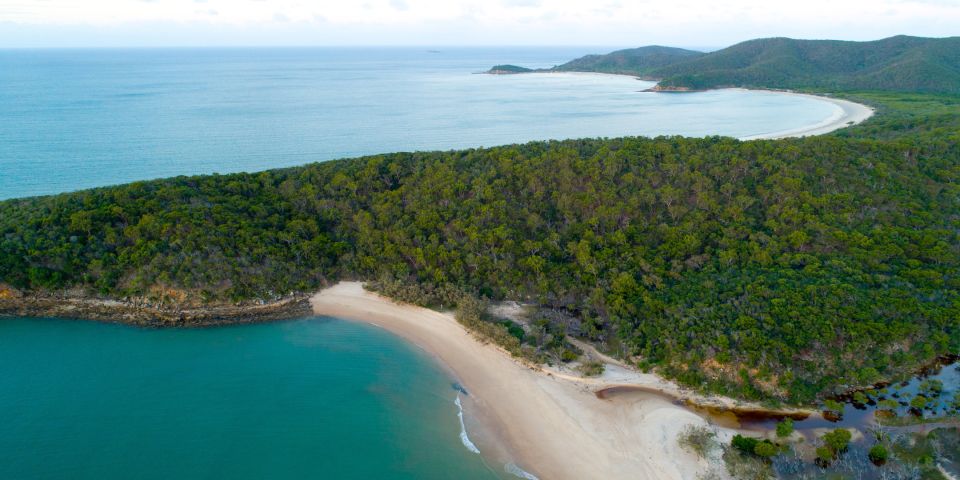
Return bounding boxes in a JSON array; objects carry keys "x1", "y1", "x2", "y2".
[
  {"x1": 0, "y1": 47, "x2": 840, "y2": 200},
  {"x1": 0, "y1": 316, "x2": 500, "y2": 480}
]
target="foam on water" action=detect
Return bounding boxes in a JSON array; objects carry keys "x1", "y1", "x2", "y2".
[
  {"x1": 0, "y1": 316, "x2": 499, "y2": 479},
  {"x1": 455, "y1": 395, "x2": 481, "y2": 454},
  {"x1": 505, "y1": 463, "x2": 540, "y2": 480}
]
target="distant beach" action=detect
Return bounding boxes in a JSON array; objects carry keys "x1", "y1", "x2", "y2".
[
  {"x1": 311, "y1": 282, "x2": 719, "y2": 480},
  {"x1": 738, "y1": 90, "x2": 875, "y2": 139}
]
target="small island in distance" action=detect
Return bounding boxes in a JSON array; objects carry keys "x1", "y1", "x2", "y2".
[{"x1": 2, "y1": 33, "x2": 960, "y2": 480}]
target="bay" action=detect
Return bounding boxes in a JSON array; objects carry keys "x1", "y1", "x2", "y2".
[
  {"x1": 0, "y1": 47, "x2": 838, "y2": 200},
  {"x1": 0, "y1": 316, "x2": 499, "y2": 480}
]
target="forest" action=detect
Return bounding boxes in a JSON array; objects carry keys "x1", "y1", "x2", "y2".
[{"x1": 2, "y1": 91, "x2": 958, "y2": 404}]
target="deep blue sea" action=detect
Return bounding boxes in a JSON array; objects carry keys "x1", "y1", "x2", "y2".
[{"x1": 0, "y1": 47, "x2": 839, "y2": 200}]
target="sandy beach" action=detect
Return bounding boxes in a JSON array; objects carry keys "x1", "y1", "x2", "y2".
[
  {"x1": 738, "y1": 90, "x2": 875, "y2": 140},
  {"x1": 519, "y1": 72, "x2": 874, "y2": 141},
  {"x1": 311, "y1": 282, "x2": 722, "y2": 480}
]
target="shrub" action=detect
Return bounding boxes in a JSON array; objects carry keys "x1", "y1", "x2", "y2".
[
  {"x1": 909, "y1": 395, "x2": 929, "y2": 410},
  {"x1": 732, "y1": 434, "x2": 759, "y2": 454},
  {"x1": 816, "y1": 445, "x2": 834, "y2": 464},
  {"x1": 823, "y1": 399, "x2": 844, "y2": 415},
  {"x1": 577, "y1": 360, "x2": 605, "y2": 377},
  {"x1": 753, "y1": 441, "x2": 778, "y2": 458},
  {"x1": 677, "y1": 425, "x2": 717, "y2": 459},
  {"x1": 822, "y1": 428, "x2": 852, "y2": 453},
  {"x1": 868, "y1": 444, "x2": 889, "y2": 464},
  {"x1": 775, "y1": 418, "x2": 794, "y2": 438}
]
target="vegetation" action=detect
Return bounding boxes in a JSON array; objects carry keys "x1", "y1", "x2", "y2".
[
  {"x1": 822, "y1": 428, "x2": 852, "y2": 453},
  {"x1": 731, "y1": 434, "x2": 779, "y2": 459},
  {"x1": 774, "y1": 418, "x2": 794, "y2": 438},
  {"x1": 500, "y1": 36, "x2": 960, "y2": 94},
  {"x1": 677, "y1": 425, "x2": 717, "y2": 459},
  {"x1": 551, "y1": 45, "x2": 703, "y2": 76},
  {"x1": 891, "y1": 427, "x2": 959, "y2": 479},
  {"x1": 823, "y1": 400, "x2": 845, "y2": 419},
  {"x1": 723, "y1": 446, "x2": 775, "y2": 480},
  {"x1": 487, "y1": 64, "x2": 533, "y2": 74},
  {"x1": 869, "y1": 443, "x2": 889, "y2": 464},
  {"x1": 752, "y1": 441, "x2": 778, "y2": 458},
  {"x1": 577, "y1": 359, "x2": 605, "y2": 377},
  {"x1": 653, "y1": 36, "x2": 960, "y2": 94},
  {"x1": 2, "y1": 92, "x2": 958, "y2": 404},
  {"x1": 452, "y1": 294, "x2": 525, "y2": 358}
]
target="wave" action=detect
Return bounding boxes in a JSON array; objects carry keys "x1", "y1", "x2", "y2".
[
  {"x1": 505, "y1": 462, "x2": 540, "y2": 480},
  {"x1": 455, "y1": 395, "x2": 481, "y2": 454}
]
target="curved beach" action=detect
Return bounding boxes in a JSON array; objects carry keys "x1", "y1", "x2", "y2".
[
  {"x1": 738, "y1": 91, "x2": 874, "y2": 140},
  {"x1": 521, "y1": 72, "x2": 874, "y2": 141},
  {"x1": 311, "y1": 282, "x2": 719, "y2": 480}
]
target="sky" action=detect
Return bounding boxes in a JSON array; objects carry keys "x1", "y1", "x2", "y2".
[{"x1": 0, "y1": 0, "x2": 957, "y2": 48}]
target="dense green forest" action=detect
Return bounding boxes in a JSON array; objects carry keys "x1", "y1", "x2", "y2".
[
  {"x1": 505, "y1": 36, "x2": 960, "y2": 94},
  {"x1": 2, "y1": 92, "x2": 958, "y2": 404}
]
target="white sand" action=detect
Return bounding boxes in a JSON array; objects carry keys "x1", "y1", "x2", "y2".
[
  {"x1": 738, "y1": 90, "x2": 874, "y2": 140},
  {"x1": 311, "y1": 282, "x2": 720, "y2": 480}
]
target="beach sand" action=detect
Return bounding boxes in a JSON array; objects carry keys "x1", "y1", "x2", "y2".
[
  {"x1": 739, "y1": 90, "x2": 875, "y2": 140},
  {"x1": 311, "y1": 282, "x2": 720, "y2": 480}
]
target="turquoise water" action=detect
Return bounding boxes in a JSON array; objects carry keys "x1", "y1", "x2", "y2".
[
  {"x1": 0, "y1": 47, "x2": 839, "y2": 200},
  {"x1": 0, "y1": 316, "x2": 499, "y2": 480}
]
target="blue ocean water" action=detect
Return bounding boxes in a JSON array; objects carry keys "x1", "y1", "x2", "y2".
[
  {"x1": 0, "y1": 47, "x2": 839, "y2": 200},
  {"x1": 0, "y1": 316, "x2": 500, "y2": 480}
]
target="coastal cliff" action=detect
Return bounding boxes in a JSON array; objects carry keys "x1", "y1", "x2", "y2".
[{"x1": 0, "y1": 285, "x2": 311, "y2": 326}]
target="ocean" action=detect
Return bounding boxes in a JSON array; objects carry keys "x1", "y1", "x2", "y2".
[
  {"x1": 0, "y1": 47, "x2": 843, "y2": 479},
  {"x1": 0, "y1": 47, "x2": 839, "y2": 200},
  {"x1": 0, "y1": 316, "x2": 501, "y2": 480}
]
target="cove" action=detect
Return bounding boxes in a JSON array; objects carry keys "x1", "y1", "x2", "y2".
[
  {"x1": 0, "y1": 316, "x2": 499, "y2": 480},
  {"x1": 0, "y1": 47, "x2": 844, "y2": 200}
]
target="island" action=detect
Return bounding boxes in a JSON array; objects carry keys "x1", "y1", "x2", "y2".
[{"x1": 486, "y1": 64, "x2": 535, "y2": 74}]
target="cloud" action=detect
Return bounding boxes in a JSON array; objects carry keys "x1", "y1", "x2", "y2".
[
  {"x1": 502, "y1": 0, "x2": 542, "y2": 6},
  {"x1": 0, "y1": 0, "x2": 957, "y2": 47}
]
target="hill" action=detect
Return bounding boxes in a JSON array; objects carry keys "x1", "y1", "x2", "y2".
[
  {"x1": 487, "y1": 64, "x2": 534, "y2": 74},
  {"x1": 651, "y1": 35, "x2": 960, "y2": 93},
  {"x1": 493, "y1": 36, "x2": 960, "y2": 94},
  {"x1": 551, "y1": 45, "x2": 704, "y2": 76}
]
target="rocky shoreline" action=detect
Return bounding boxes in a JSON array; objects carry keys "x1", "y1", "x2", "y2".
[{"x1": 0, "y1": 287, "x2": 313, "y2": 327}]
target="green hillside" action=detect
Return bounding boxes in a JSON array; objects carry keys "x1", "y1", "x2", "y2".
[
  {"x1": 652, "y1": 35, "x2": 960, "y2": 93},
  {"x1": 551, "y1": 45, "x2": 704, "y2": 76}
]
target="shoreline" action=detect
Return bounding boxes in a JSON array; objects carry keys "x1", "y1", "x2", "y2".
[
  {"x1": 310, "y1": 282, "x2": 720, "y2": 480},
  {"x1": 736, "y1": 89, "x2": 875, "y2": 140},
  {"x1": 491, "y1": 71, "x2": 875, "y2": 139},
  {"x1": 0, "y1": 290, "x2": 312, "y2": 327}
]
